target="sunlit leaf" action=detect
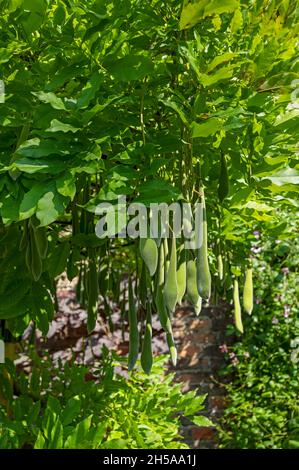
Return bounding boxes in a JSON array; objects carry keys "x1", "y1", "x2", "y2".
[
  {"x1": 32, "y1": 92, "x2": 67, "y2": 110},
  {"x1": 180, "y1": 0, "x2": 239, "y2": 30},
  {"x1": 46, "y1": 119, "x2": 80, "y2": 133},
  {"x1": 191, "y1": 118, "x2": 222, "y2": 137}
]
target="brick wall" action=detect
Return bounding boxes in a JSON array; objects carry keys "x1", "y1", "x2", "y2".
[{"x1": 170, "y1": 303, "x2": 231, "y2": 449}]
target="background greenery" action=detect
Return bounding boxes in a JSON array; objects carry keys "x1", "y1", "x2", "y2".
[{"x1": 219, "y1": 214, "x2": 299, "y2": 448}]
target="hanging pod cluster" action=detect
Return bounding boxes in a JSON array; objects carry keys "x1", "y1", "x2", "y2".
[
  {"x1": 129, "y1": 185, "x2": 212, "y2": 373},
  {"x1": 131, "y1": 236, "x2": 178, "y2": 372},
  {"x1": 70, "y1": 183, "x2": 219, "y2": 375},
  {"x1": 75, "y1": 244, "x2": 102, "y2": 334},
  {"x1": 71, "y1": 176, "x2": 108, "y2": 333}
]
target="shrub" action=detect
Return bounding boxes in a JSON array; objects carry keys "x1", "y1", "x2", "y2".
[
  {"x1": 219, "y1": 228, "x2": 299, "y2": 449},
  {"x1": 0, "y1": 352, "x2": 211, "y2": 449}
]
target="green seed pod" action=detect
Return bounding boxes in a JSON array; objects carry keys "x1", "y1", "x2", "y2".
[
  {"x1": 103, "y1": 296, "x2": 114, "y2": 332},
  {"x1": 243, "y1": 267, "x2": 253, "y2": 315},
  {"x1": 155, "y1": 243, "x2": 176, "y2": 363},
  {"x1": 187, "y1": 256, "x2": 202, "y2": 316},
  {"x1": 164, "y1": 236, "x2": 178, "y2": 313},
  {"x1": 166, "y1": 331, "x2": 177, "y2": 367},
  {"x1": 19, "y1": 222, "x2": 28, "y2": 251},
  {"x1": 139, "y1": 261, "x2": 148, "y2": 308},
  {"x1": 217, "y1": 254, "x2": 224, "y2": 281},
  {"x1": 196, "y1": 188, "x2": 211, "y2": 300},
  {"x1": 81, "y1": 263, "x2": 87, "y2": 309},
  {"x1": 156, "y1": 287, "x2": 173, "y2": 333},
  {"x1": 157, "y1": 241, "x2": 165, "y2": 287},
  {"x1": 114, "y1": 270, "x2": 121, "y2": 306},
  {"x1": 67, "y1": 249, "x2": 79, "y2": 281},
  {"x1": 194, "y1": 296, "x2": 202, "y2": 317},
  {"x1": 163, "y1": 237, "x2": 169, "y2": 276},
  {"x1": 33, "y1": 227, "x2": 48, "y2": 259},
  {"x1": 155, "y1": 243, "x2": 169, "y2": 330},
  {"x1": 224, "y1": 268, "x2": 233, "y2": 292},
  {"x1": 76, "y1": 264, "x2": 83, "y2": 303},
  {"x1": 128, "y1": 276, "x2": 139, "y2": 371},
  {"x1": 98, "y1": 264, "x2": 108, "y2": 297},
  {"x1": 176, "y1": 245, "x2": 186, "y2": 305},
  {"x1": 182, "y1": 202, "x2": 194, "y2": 241},
  {"x1": 233, "y1": 278, "x2": 243, "y2": 333},
  {"x1": 110, "y1": 270, "x2": 117, "y2": 299},
  {"x1": 87, "y1": 259, "x2": 99, "y2": 333},
  {"x1": 72, "y1": 203, "x2": 80, "y2": 236},
  {"x1": 141, "y1": 302, "x2": 153, "y2": 374},
  {"x1": 25, "y1": 241, "x2": 32, "y2": 273},
  {"x1": 24, "y1": 221, "x2": 44, "y2": 282},
  {"x1": 29, "y1": 229, "x2": 42, "y2": 282},
  {"x1": 139, "y1": 238, "x2": 158, "y2": 276},
  {"x1": 218, "y1": 153, "x2": 229, "y2": 202}
]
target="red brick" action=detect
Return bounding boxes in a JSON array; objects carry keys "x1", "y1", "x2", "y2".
[
  {"x1": 178, "y1": 342, "x2": 205, "y2": 367},
  {"x1": 180, "y1": 340, "x2": 199, "y2": 354},
  {"x1": 175, "y1": 372, "x2": 206, "y2": 391},
  {"x1": 84, "y1": 372, "x2": 96, "y2": 382},
  {"x1": 192, "y1": 332, "x2": 216, "y2": 344},
  {"x1": 209, "y1": 395, "x2": 227, "y2": 410},
  {"x1": 198, "y1": 357, "x2": 210, "y2": 368},
  {"x1": 191, "y1": 426, "x2": 215, "y2": 441},
  {"x1": 174, "y1": 374, "x2": 194, "y2": 392},
  {"x1": 182, "y1": 343, "x2": 202, "y2": 356},
  {"x1": 175, "y1": 373, "x2": 195, "y2": 383},
  {"x1": 117, "y1": 342, "x2": 129, "y2": 355},
  {"x1": 175, "y1": 308, "x2": 193, "y2": 320},
  {"x1": 188, "y1": 318, "x2": 212, "y2": 331}
]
